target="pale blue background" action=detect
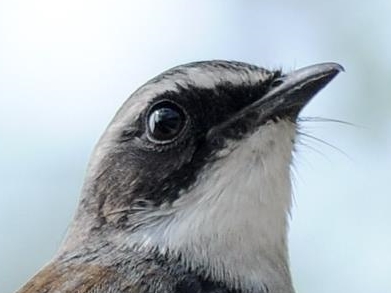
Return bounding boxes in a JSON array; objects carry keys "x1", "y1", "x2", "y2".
[{"x1": 0, "y1": 1, "x2": 390, "y2": 292}]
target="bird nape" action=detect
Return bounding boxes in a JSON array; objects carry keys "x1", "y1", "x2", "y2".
[{"x1": 16, "y1": 60, "x2": 343, "y2": 293}]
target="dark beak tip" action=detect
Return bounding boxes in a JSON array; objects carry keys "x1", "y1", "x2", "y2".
[
  {"x1": 320, "y1": 63, "x2": 345, "y2": 82},
  {"x1": 334, "y1": 63, "x2": 345, "y2": 72},
  {"x1": 320, "y1": 62, "x2": 345, "y2": 73},
  {"x1": 294, "y1": 62, "x2": 345, "y2": 81},
  {"x1": 313, "y1": 62, "x2": 345, "y2": 89}
]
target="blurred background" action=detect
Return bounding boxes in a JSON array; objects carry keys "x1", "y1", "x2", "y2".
[{"x1": 0, "y1": 1, "x2": 390, "y2": 292}]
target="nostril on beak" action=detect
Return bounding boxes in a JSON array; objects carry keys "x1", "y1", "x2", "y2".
[{"x1": 270, "y1": 77, "x2": 284, "y2": 88}]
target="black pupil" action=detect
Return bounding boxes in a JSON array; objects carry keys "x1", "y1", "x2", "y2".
[{"x1": 148, "y1": 105, "x2": 184, "y2": 141}]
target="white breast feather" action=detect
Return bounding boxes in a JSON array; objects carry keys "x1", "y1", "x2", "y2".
[{"x1": 129, "y1": 120, "x2": 296, "y2": 293}]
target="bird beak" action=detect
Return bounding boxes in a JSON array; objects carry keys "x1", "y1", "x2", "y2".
[
  {"x1": 208, "y1": 62, "x2": 344, "y2": 140},
  {"x1": 255, "y1": 62, "x2": 344, "y2": 120}
]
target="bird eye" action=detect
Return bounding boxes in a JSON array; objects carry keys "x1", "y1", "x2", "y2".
[{"x1": 147, "y1": 101, "x2": 187, "y2": 143}]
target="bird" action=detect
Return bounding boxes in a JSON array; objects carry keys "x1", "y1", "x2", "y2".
[{"x1": 15, "y1": 60, "x2": 343, "y2": 293}]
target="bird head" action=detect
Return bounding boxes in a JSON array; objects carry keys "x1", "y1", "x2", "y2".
[{"x1": 60, "y1": 60, "x2": 342, "y2": 292}]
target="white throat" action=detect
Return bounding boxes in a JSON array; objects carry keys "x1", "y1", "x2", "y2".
[{"x1": 128, "y1": 120, "x2": 296, "y2": 293}]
